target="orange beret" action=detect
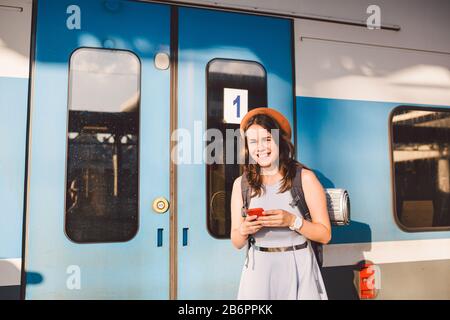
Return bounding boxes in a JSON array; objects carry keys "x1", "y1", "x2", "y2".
[{"x1": 240, "y1": 107, "x2": 292, "y2": 139}]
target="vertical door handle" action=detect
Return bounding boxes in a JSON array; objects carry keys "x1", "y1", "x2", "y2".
[
  {"x1": 182, "y1": 228, "x2": 189, "y2": 246},
  {"x1": 157, "y1": 228, "x2": 163, "y2": 247}
]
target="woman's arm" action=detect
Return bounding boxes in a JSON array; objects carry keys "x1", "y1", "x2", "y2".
[
  {"x1": 230, "y1": 176, "x2": 263, "y2": 249},
  {"x1": 230, "y1": 177, "x2": 247, "y2": 249},
  {"x1": 296, "y1": 169, "x2": 332, "y2": 244}
]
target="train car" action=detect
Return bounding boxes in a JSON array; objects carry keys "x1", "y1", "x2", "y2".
[{"x1": 0, "y1": 0, "x2": 449, "y2": 299}]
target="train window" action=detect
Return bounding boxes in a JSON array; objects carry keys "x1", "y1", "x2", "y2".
[
  {"x1": 391, "y1": 107, "x2": 450, "y2": 231},
  {"x1": 65, "y1": 48, "x2": 140, "y2": 243},
  {"x1": 206, "y1": 59, "x2": 267, "y2": 238}
]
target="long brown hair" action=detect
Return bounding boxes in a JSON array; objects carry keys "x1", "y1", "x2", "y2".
[{"x1": 241, "y1": 113, "x2": 305, "y2": 197}]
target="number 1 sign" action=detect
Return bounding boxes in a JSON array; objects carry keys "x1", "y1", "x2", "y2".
[{"x1": 223, "y1": 88, "x2": 248, "y2": 124}]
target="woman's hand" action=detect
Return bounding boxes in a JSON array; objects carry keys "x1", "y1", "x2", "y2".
[
  {"x1": 239, "y1": 215, "x2": 263, "y2": 236},
  {"x1": 258, "y1": 210, "x2": 296, "y2": 228}
]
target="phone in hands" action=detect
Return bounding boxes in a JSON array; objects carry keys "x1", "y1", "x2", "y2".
[{"x1": 246, "y1": 207, "x2": 265, "y2": 218}]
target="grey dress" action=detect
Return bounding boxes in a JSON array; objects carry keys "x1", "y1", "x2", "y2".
[{"x1": 237, "y1": 179, "x2": 328, "y2": 300}]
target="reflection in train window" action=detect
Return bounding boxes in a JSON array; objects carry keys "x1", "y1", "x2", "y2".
[
  {"x1": 65, "y1": 48, "x2": 140, "y2": 243},
  {"x1": 392, "y1": 107, "x2": 450, "y2": 231},
  {"x1": 206, "y1": 59, "x2": 267, "y2": 238}
]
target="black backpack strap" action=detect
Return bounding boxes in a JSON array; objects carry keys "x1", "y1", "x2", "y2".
[
  {"x1": 290, "y1": 164, "x2": 324, "y2": 268},
  {"x1": 290, "y1": 164, "x2": 312, "y2": 221},
  {"x1": 240, "y1": 173, "x2": 255, "y2": 269},
  {"x1": 240, "y1": 173, "x2": 251, "y2": 217}
]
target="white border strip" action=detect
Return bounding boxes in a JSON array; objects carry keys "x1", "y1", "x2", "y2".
[
  {"x1": 324, "y1": 238, "x2": 450, "y2": 267},
  {"x1": 0, "y1": 258, "x2": 21, "y2": 286}
]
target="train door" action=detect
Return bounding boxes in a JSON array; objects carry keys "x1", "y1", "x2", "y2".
[
  {"x1": 177, "y1": 8, "x2": 294, "y2": 298},
  {"x1": 24, "y1": 0, "x2": 171, "y2": 298}
]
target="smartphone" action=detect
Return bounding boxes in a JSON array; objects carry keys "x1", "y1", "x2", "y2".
[{"x1": 246, "y1": 208, "x2": 265, "y2": 217}]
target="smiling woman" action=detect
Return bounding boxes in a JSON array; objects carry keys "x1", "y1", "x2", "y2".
[{"x1": 230, "y1": 107, "x2": 331, "y2": 300}]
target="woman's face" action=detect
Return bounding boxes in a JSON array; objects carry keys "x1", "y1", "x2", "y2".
[{"x1": 245, "y1": 124, "x2": 280, "y2": 168}]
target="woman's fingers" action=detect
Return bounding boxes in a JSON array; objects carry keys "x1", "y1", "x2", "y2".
[
  {"x1": 252, "y1": 226, "x2": 262, "y2": 233},
  {"x1": 244, "y1": 225, "x2": 262, "y2": 235},
  {"x1": 240, "y1": 219, "x2": 263, "y2": 235},
  {"x1": 260, "y1": 219, "x2": 281, "y2": 227},
  {"x1": 261, "y1": 210, "x2": 281, "y2": 215},
  {"x1": 258, "y1": 214, "x2": 281, "y2": 221},
  {"x1": 241, "y1": 210, "x2": 294, "y2": 233}
]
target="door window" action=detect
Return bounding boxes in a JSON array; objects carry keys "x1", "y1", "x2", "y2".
[
  {"x1": 206, "y1": 59, "x2": 267, "y2": 238},
  {"x1": 65, "y1": 48, "x2": 141, "y2": 243}
]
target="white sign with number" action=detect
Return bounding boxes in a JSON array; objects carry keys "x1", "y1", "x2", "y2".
[{"x1": 223, "y1": 88, "x2": 248, "y2": 124}]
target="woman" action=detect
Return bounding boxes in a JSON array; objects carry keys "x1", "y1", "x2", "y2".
[{"x1": 230, "y1": 107, "x2": 331, "y2": 300}]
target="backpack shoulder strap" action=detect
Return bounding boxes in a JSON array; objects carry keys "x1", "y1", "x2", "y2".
[
  {"x1": 290, "y1": 164, "x2": 312, "y2": 221},
  {"x1": 240, "y1": 173, "x2": 256, "y2": 268},
  {"x1": 240, "y1": 173, "x2": 251, "y2": 217},
  {"x1": 290, "y1": 164, "x2": 324, "y2": 268}
]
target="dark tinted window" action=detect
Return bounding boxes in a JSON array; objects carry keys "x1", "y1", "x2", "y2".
[
  {"x1": 392, "y1": 107, "x2": 450, "y2": 231},
  {"x1": 206, "y1": 59, "x2": 267, "y2": 238},
  {"x1": 65, "y1": 48, "x2": 140, "y2": 243}
]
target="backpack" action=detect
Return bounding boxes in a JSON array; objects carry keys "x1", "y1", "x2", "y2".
[{"x1": 240, "y1": 163, "x2": 324, "y2": 268}]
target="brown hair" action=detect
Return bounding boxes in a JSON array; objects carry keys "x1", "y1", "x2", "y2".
[{"x1": 241, "y1": 113, "x2": 305, "y2": 197}]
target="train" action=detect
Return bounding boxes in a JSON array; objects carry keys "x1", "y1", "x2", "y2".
[{"x1": 1, "y1": 0, "x2": 449, "y2": 299}]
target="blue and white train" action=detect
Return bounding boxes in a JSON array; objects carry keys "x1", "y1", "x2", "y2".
[{"x1": 1, "y1": 0, "x2": 449, "y2": 299}]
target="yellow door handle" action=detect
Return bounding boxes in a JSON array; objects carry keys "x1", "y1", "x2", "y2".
[{"x1": 152, "y1": 197, "x2": 170, "y2": 213}]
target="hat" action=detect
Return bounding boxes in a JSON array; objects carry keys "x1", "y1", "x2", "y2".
[{"x1": 240, "y1": 107, "x2": 292, "y2": 139}]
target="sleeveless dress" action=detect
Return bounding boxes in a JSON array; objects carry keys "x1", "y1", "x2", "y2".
[{"x1": 237, "y1": 178, "x2": 328, "y2": 300}]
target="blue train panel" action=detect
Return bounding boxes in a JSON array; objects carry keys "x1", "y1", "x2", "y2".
[{"x1": 297, "y1": 96, "x2": 450, "y2": 244}]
